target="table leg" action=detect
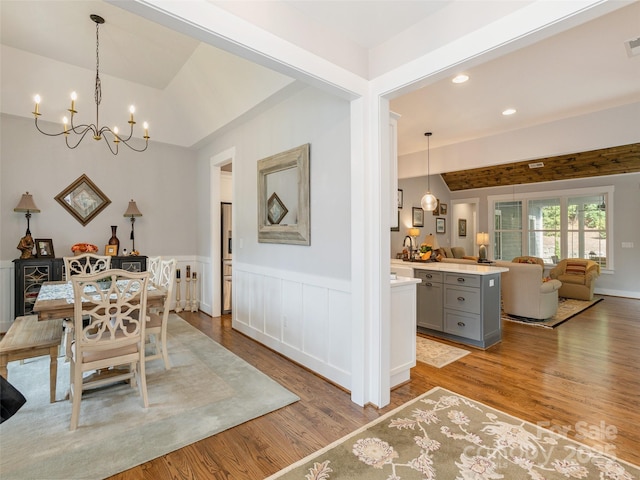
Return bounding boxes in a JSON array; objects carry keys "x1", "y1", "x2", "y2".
[
  {"x1": 0, "y1": 354, "x2": 7, "y2": 379},
  {"x1": 49, "y1": 346, "x2": 58, "y2": 403}
]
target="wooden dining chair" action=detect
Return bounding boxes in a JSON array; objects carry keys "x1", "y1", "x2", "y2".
[
  {"x1": 146, "y1": 258, "x2": 176, "y2": 370},
  {"x1": 62, "y1": 254, "x2": 112, "y2": 361},
  {"x1": 147, "y1": 256, "x2": 162, "y2": 286},
  {"x1": 69, "y1": 269, "x2": 150, "y2": 431}
]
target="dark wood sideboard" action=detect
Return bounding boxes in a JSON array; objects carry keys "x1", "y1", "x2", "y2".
[{"x1": 12, "y1": 256, "x2": 147, "y2": 317}]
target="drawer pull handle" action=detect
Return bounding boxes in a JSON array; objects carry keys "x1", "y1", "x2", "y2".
[
  {"x1": 426, "y1": 282, "x2": 433, "y2": 287},
  {"x1": 426, "y1": 274, "x2": 433, "y2": 279},
  {"x1": 457, "y1": 296, "x2": 465, "y2": 301},
  {"x1": 457, "y1": 277, "x2": 465, "y2": 283},
  {"x1": 457, "y1": 321, "x2": 466, "y2": 327}
]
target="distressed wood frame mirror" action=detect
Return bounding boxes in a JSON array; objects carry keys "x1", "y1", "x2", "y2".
[{"x1": 257, "y1": 143, "x2": 310, "y2": 245}]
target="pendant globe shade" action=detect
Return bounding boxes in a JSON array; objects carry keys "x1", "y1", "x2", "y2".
[
  {"x1": 421, "y1": 132, "x2": 437, "y2": 211},
  {"x1": 421, "y1": 192, "x2": 437, "y2": 211}
]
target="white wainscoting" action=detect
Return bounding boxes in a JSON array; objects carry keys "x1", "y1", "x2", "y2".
[{"x1": 233, "y1": 262, "x2": 352, "y2": 391}]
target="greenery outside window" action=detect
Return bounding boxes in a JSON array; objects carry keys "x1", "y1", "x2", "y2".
[{"x1": 489, "y1": 187, "x2": 612, "y2": 269}]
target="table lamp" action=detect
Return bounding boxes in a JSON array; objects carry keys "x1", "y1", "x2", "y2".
[
  {"x1": 476, "y1": 232, "x2": 489, "y2": 262},
  {"x1": 14, "y1": 192, "x2": 40, "y2": 258},
  {"x1": 123, "y1": 200, "x2": 143, "y2": 252},
  {"x1": 408, "y1": 228, "x2": 420, "y2": 256}
]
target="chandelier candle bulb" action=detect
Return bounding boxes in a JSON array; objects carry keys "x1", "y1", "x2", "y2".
[
  {"x1": 70, "y1": 91, "x2": 77, "y2": 113},
  {"x1": 129, "y1": 106, "x2": 135, "y2": 124},
  {"x1": 63, "y1": 116, "x2": 68, "y2": 134},
  {"x1": 33, "y1": 95, "x2": 40, "y2": 116},
  {"x1": 143, "y1": 122, "x2": 149, "y2": 138}
]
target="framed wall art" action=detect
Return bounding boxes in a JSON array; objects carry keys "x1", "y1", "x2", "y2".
[
  {"x1": 397, "y1": 189, "x2": 403, "y2": 209},
  {"x1": 412, "y1": 207, "x2": 424, "y2": 227},
  {"x1": 35, "y1": 238, "x2": 55, "y2": 258},
  {"x1": 55, "y1": 174, "x2": 111, "y2": 226},
  {"x1": 433, "y1": 198, "x2": 440, "y2": 216},
  {"x1": 257, "y1": 143, "x2": 310, "y2": 245},
  {"x1": 458, "y1": 218, "x2": 467, "y2": 237},
  {"x1": 440, "y1": 203, "x2": 448, "y2": 215},
  {"x1": 436, "y1": 217, "x2": 446, "y2": 234}
]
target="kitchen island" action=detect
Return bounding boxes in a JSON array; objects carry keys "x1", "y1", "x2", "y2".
[{"x1": 391, "y1": 260, "x2": 508, "y2": 349}]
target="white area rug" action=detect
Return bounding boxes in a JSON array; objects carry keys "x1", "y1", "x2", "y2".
[
  {"x1": 0, "y1": 314, "x2": 299, "y2": 480},
  {"x1": 415, "y1": 335, "x2": 470, "y2": 368}
]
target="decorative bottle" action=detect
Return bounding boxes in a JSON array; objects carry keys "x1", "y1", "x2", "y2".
[{"x1": 108, "y1": 225, "x2": 120, "y2": 255}]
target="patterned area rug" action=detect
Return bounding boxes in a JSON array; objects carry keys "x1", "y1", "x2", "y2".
[
  {"x1": 503, "y1": 296, "x2": 603, "y2": 328},
  {"x1": 415, "y1": 336, "x2": 470, "y2": 368},
  {"x1": 0, "y1": 315, "x2": 299, "y2": 480},
  {"x1": 267, "y1": 387, "x2": 640, "y2": 479}
]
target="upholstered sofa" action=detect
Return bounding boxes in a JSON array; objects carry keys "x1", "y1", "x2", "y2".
[{"x1": 549, "y1": 259, "x2": 600, "y2": 301}]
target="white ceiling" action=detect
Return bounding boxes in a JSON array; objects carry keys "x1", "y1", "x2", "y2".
[{"x1": 1, "y1": 0, "x2": 639, "y2": 162}]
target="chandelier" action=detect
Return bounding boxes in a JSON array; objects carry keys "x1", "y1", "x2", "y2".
[{"x1": 32, "y1": 14, "x2": 149, "y2": 155}]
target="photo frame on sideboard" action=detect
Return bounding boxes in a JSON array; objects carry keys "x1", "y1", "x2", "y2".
[{"x1": 35, "y1": 238, "x2": 55, "y2": 258}]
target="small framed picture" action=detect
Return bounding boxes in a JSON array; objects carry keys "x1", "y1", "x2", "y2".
[
  {"x1": 436, "y1": 217, "x2": 446, "y2": 234},
  {"x1": 458, "y1": 218, "x2": 467, "y2": 237},
  {"x1": 440, "y1": 203, "x2": 448, "y2": 215},
  {"x1": 105, "y1": 245, "x2": 118, "y2": 256},
  {"x1": 35, "y1": 238, "x2": 55, "y2": 258},
  {"x1": 397, "y1": 189, "x2": 403, "y2": 209},
  {"x1": 391, "y1": 211, "x2": 400, "y2": 232},
  {"x1": 433, "y1": 198, "x2": 440, "y2": 216},
  {"x1": 412, "y1": 207, "x2": 424, "y2": 227}
]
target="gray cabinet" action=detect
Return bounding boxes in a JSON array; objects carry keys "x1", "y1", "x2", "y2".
[
  {"x1": 416, "y1": 268, "x2": 502, "y2": 348},
  {"x1": 415, "y1": 270, "x2": 443, "y2": 331}
]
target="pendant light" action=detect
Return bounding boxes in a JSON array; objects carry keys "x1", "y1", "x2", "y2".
[{"x1": 421, "y1": 132, "x2": 438, "y2": 211}]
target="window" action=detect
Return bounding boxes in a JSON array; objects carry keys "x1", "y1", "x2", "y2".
[{"x1": 489, "y1": 187, "x2": 612, "y2": 269}]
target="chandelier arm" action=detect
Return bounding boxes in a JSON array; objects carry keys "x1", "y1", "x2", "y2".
[
  {"x1": 34, "y1": 118, "x2": 71, "y2": 137},
  {"x1": 118, "y1": 138, "x2": 149, "y2": 153},
  {"x1": 100, "y1": 134, "x2": 119, "y2": 155},
  {"x1": 65, "y1": 126, "x2": 98, "y2": 150}
]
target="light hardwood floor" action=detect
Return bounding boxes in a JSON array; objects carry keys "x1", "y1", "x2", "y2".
[{"x1": 110, "y1": 295, "x2": 640, "y2": 479}]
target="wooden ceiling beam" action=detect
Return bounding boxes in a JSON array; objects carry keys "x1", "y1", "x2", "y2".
[{"x1": 441, "y1": 142, "x2": 640, "y2": 191}]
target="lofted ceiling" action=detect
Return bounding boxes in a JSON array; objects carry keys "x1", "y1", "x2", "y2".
[{"x1": 1, "y1": 0, "x2": 639, "y2": 171}]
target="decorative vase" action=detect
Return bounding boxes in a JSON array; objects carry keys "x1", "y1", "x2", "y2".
[{"x1": 108, "y1": 226, "x2": 120, "y2": 256}]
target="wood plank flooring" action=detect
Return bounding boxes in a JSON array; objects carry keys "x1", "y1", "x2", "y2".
[{"x1": 110, "y1": 295, "x2": 640, "y2": 479}]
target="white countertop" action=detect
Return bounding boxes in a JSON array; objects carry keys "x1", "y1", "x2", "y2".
[
  {"x1": 391, "y1": 259, "x2": 508, "y2": 275},
  {"x1": 390, "y1": 275, "x2": 421, "y2": 287}
]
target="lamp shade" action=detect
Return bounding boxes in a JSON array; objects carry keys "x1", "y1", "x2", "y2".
[
  {"x1": 424, "y1": 234, "x2": 440, "y2": 250},
  {"x1": 14, "y1": 192, "x2": 40, "y2": 213},
  {"x1": 408, "y1": 228, "x2": 420, "y2": 237},
  {"x1": 421, "y1": 192, "x2": 437, "y2": 211},
  {"x1": 476, "y1": 232, "x2": 489, "y2": 246},
  {"x1": 123, "y1": 200, "x2": 142, "y2": 217}
]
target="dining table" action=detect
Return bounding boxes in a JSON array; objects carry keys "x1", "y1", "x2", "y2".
[{"x1": 33, "y1": 280, "x2": 167, "y2": 321}]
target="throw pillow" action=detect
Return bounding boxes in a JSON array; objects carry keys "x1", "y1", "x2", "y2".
[
  {"x1": 565, "y1": 260, "x2": 587, "y2": 275},
  {"x1": 517, "y1": 257, "x2": 536, "y2": 264}
]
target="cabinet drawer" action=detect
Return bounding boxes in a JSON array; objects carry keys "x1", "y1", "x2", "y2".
[
  {"x1": 415, "y1": 270, "x2": 443, "y2": 283},
  {"x1": 444, "y1": 273, "x2": 480, "y2": 288},
  {"x1": 444, "y1": 310, "x2": 482, "y2": 341},
  {"x1": 444, "y1": 285, "x2": 481, "y2": 314}
]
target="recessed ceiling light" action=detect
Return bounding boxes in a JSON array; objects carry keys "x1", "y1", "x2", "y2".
[
  {"x1": 502, "y1": 108, "x2": 517, "y2": 116},
  {"x1": 452, "y1": 74, "x2": 469, "y2": 84}
]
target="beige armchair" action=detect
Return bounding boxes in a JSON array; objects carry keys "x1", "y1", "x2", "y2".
[
  {"x1": 550, "y1": 259, "x2": 600, "y2": 301},
  {"x1": 500, "y1": 261, "x2": 562, "y2": 320}
]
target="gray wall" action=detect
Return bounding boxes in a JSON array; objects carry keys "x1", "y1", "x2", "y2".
[{"x1": 195, "y1": 85, "x2": 352, "y2": 280}]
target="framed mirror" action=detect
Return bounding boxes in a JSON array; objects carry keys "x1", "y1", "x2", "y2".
[{"x1": 257, "y1": 143, "x2": 310, "y2": 245}]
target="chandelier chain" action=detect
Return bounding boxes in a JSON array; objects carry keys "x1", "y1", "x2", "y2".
[{"x1": 95, "y1": 21, "x2": 101, "y2": 107}]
